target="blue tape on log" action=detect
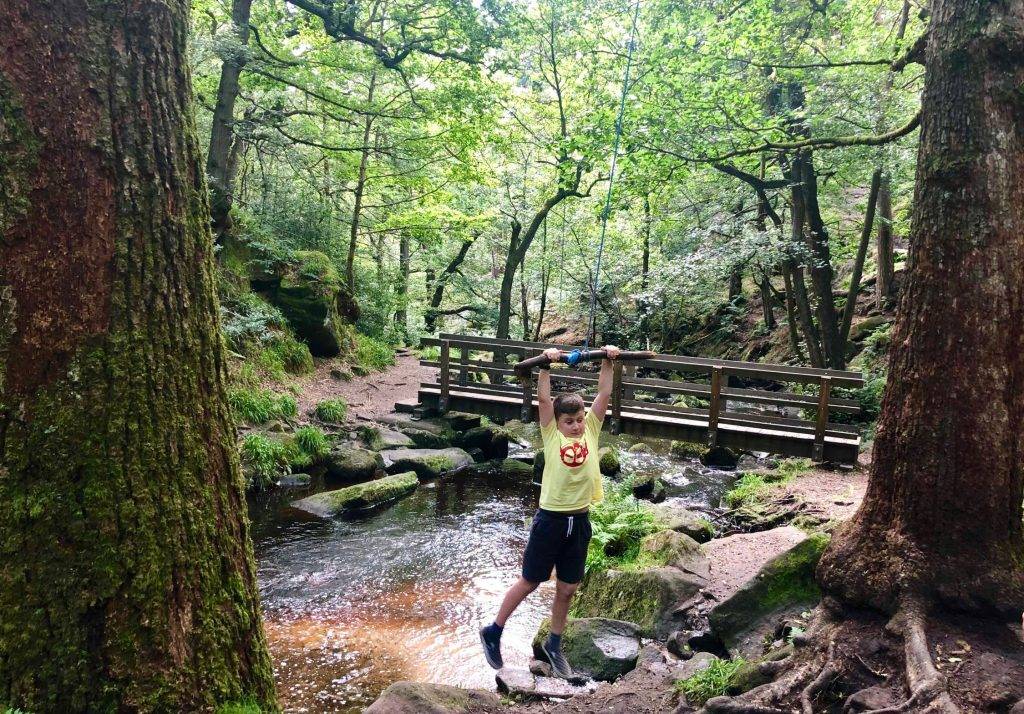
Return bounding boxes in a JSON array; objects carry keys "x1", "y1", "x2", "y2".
[{"x1": 565, "y1": 350, "x2": 583, "y2": 366}]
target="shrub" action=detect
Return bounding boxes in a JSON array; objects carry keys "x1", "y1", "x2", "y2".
[
  {"x1": 314, "y1": 398, "x2": 348, "y2": 423},
  {"x1": 294, "y1": 426, "x2": 330, "y2": 459},
  {"x1": 228, "y1": 387, "x2": 297, "y2": 425},
  {"x1": 354, "y1": 333, "x2": 395, "y2": 371},
  {"x1": 675, "y1": 659, "x2": 746, "y2": 704}
]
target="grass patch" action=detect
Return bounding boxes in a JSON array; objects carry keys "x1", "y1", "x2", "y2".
[
  {"x1": 251, "y1": 332, "x2": 314, "y2": 380},
  {"x1": 222, "y1": 291, "x2": 313, "y2": 380},
  {"x1": 587, "y1": 482, "x2": 663, "y2": 572},
  {"x1": 294, "y1": 426, "x2": 330, "y2": 459},
  {"x1": 240, "y1": 434, "x2": 292, "y2": 490},
  {"x1": 314, "y1": 398, "x2": 348, "y2": 423},
  {"x1": 722, "y1": 458, "x2": 812, "y2": 509},
  {"x1": 215, "y1": 701, "x2": 264, "y2": 714},
  {"x1": 228, "y1": 387, "x2": 297, "y2": 426},
  {"x1": 675, "y1": 658, "x2": 746, "y2": 705},
  {"x1": 354, "y1": 333, "x2": 395, "y2": 371}
]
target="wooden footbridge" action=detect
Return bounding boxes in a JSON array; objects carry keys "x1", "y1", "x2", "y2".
[{"x1": 405, "y1": 334, "x2": 864, "y2": 465}]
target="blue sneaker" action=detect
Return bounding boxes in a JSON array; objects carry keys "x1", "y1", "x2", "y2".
[
  {"x1": 541, "y1": 640, "x2": 575, "y2": 679},
  {"x1": 479, "y1": 624, "x2": 503, "y2": 669}
]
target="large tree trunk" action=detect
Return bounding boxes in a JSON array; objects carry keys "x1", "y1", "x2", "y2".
[
  {"x1": 818, "y1": 0, "x2": 1024, "y2": 615},
  {"x1": 395, "y1": 232, "x2": 410, "y2": 338},
  {"x1": 0, "y1": 1, "x2": 277, "y2": 711},
  {"x1": 206, "y1": 0, "x2": 253, "y2": 244}
]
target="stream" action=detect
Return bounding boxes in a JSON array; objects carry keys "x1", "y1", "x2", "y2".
[{"x1": 249, "y1": 437, "x2": 741, "y2": 712}]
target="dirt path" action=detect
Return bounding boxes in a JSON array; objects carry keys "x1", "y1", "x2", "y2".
[{"x1": 293, "y1": 351, "x2": 435, "y2": 422}]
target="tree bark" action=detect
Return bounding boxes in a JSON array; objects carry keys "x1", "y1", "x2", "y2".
[
  {"x1": 0, "y1": 1, "x2": 277, "y2": 710},
  {"x1": 345, "y1": 71, "x2": 377, "y2": 294},
  {"x1": 395, "y1": 232, "x2": 410, "y2": 337},
  {"x1": 787, "y1": 181, "x2": 825, "y2": 367},
  {"x1": 425, "y1": 237, "x2": 477, "y2": 333},
  {"x1": 206, "y1": 0, "x2": 253, "y2": 244},
  {"x1": 818, "y1": 0, "x2": 1024, "y2": 615}
]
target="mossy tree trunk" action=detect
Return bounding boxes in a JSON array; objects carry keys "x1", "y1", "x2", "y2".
[
  {"x1": 819, "y1": 0, "x2": 1024, "y2": 616},
  {"x1": 0, "y1": 1, "x2": 277, "y2": 711}
]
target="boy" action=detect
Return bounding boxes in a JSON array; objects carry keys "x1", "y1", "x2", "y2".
[{"x1": 480, "y1": 344, "x2": 621, "y2": 678}]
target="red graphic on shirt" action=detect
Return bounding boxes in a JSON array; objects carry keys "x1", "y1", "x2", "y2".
[{"x1": 560, "y1": 441, "x2": 589, "y2": 467}]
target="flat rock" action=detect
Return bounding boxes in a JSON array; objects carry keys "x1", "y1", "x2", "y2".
[
  {"x1": 363, "y1": 427, "x2": 416, "y2": 451},
  {"x1": 495, "y1": 668, "x2": 597, "y2": 699},
  {"x1": 290, "y1": 471, "x2": 418, "y2": 517},
  {"x1": 324, "y1": 446, "x2": 383, "y2": 482},
  {"x1": 381, "y1": 447, "x2": 473, "y2": 479},
  {"x1": 703, "y1": 525, "x2": 808, "y2": 602},
  {"x1": 571, "y1": 566, "x2": 705, "y2": 638},
  {"x1": 365, "y1": 681, "x2": 501, "y2": 713}
]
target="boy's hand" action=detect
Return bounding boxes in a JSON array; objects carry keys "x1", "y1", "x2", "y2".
[
  {"x1": 542, "y1": 347, "x2": 562, "y2": 363},
  {"x1": 603, "y1": 345, "x2": 621, "y2": 360}
]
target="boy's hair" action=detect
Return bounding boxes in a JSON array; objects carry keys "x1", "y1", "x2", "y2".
[{"x1": 553, "y1": 392, "x2": 585, "y2": 417}]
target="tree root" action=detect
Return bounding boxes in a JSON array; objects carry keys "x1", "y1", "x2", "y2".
[
  {"x1": 800, "y1": 639, "x2": 838, "y2": 714},
  {"x1": 702, "y1": 697, "x2": 789, "y2": 714}
]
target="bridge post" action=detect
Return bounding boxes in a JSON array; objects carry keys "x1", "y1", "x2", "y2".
[
  {"x1": 812, "y1": 376, "x2": 832, "y2": 462},
  {"x1": 707, "y1": 366, "x2": 723, "y2": 448},
  {"x1": 439, "y1": 339, "x2": 451, "y2": 414},
  {"x1": 520, "y1": 350, "x2": 534, "y2": 422},
  {"x1": 623, "y1": 363, "x2": 636, "y2": 401},
  {"x1": 458, "y1": 344, "x2": 469, "y2": 387},
  {"x1": 610, "y1": 360, "x2": 623, "y2": 434}
]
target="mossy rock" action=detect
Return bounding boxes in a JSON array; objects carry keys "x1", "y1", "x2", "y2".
[
  {"x1": 360, "y1": 426, "x2": 415, "y2": 451},
  {"x1": 291, "y1": 471, "x2": 418, "y2": 516},
  {"x1": 442, "y1": 412, "x2": 482, "y2": 432},
  {"x1": 324, "y1": 446, "x2": 383, "y2": 482},
  {"x1": 364, "y1": 681, "x2": 501, "y2": 714},
  {"x1": 648, "y1": 503, "x2": 716, "y2": 543},
  {"x1": 381, "y1": 447, "x2": 473, "y2": 479},
  {"x1": 453, "y1": 425, "x2": 510, "y2": 461},
  {"x1": 403, "y1": 428, "x2": 452, "y2": 449},
  {"x1": 630, "y1": 472, "x2": 667, "y2": 502},
  {"x1": 533, "y1": 450, "x2": 545, "y2": 481},
  {"x1": 708, "y1": 533, "x2": 830, "y2": 654},
  {"x1": 531, "y1": 617, "x2": 641, "y2": 682},
  {"x1": 269, "y1": 251, "x2": 356, "y2": 357},
  {"x1": 701, "y1": 446, "x2": 739, "y2": 469},
  {"x1": 726, "y1": 644, "x2": 793, "y2": 695},
  {"x1": 627, "y1": 442, "x2": 653, "y2": 454},
  {"x1": 639, "y1": 530, "x2": 709, "y2": 580},
  {"x1": 570, "y1": 566, "x2": 705, "y2": 638},
  {"x1": 671, "y1": 440, "x2": 708, "y2": 460},
  {"x1": 599, "y1": 447, "x2": 621, "y2": 476},
  {"x1": 497, "y1": 458, "x2": 534, "y2": 480}
]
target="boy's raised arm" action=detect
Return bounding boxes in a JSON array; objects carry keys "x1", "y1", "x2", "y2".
[
  {"x1": 537, "y1": 347, "x2": 560, "y2": 427},
  {"x1": 590, "y1": 345, "x2": 621, "y2": 422}
]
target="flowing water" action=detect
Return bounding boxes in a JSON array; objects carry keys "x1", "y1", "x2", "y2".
[{"x1": 249, "y1": 437, "x2": 744, "y2": 712}]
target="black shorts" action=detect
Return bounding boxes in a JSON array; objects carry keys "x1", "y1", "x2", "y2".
[{"x1": 521, "y1": 509, "x2": 592, "y2": 584}]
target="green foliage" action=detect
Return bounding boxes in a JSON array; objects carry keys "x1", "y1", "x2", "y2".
[
  {"x1": 294, "y1": 426, "x2": 330, "y2": 459},
  {"x1": 586, "y1": 484, "x2": 663, "y2": 572},
  {"x1": 314, "y1": 398, "x2": 348, "y2": 423},
  {"x1": 723, "y1": 459, "x2": 811, "y2": 509},
  {"x1": 227, "y1": 387, "x2": 297, "y2": 426},
  {"x1": 354, "y1": 333, "x2": 395, "y2": 371},
  {"x1": 215, "y1": 701, "x2": 264, "y2": 714},
  {"x1": 240, "y1": 434, "x2": 292, "y2": 490},
  {"x1": 221, "y1": 292, "x2": 313, "y2": 380},
  {"x1": 675, "y1": 659, "x2": 747, "y2": 705}
]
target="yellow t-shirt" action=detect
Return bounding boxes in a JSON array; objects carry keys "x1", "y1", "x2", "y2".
[{"x1": 539, "y1": 410, "x2": 605, "y2": 512}]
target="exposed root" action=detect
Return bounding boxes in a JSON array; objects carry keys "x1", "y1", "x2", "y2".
[
  {"x1": 800, "y1": 638, "x2": 838, "y2": 714},
  {"x1": 702, "y1": 697, "x2": 789, "y2": 714}
]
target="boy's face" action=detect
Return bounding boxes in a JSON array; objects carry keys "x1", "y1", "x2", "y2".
[{"x1": 556, "y1": 409, "x2": 586, "y2": 439}]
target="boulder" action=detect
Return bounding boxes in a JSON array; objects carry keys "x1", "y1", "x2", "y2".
[
  {"x1": 442, "y1": 412, "x2": 482, "y2": 432},
  {"x1": 708, "y1": 533, "x2": 830, "y2": 656},
  {"x1": 267, "y1": 250, "x2": 357, "y2": 357},
  {"x1": 639, "y1": 530, "x2": 710, "y2": 582},
  {"x1": 324, "y1": 446, "x2": 383, "y2": 482},
  {"x1": 453, "y1": 425, "x2": 509, "y2": 460},
  {"x1": 495, "y1": 668, "x2": 597, "y2": 699},
  {"x1": 532, "y1": 617, "x2": 642, "y2": 682},
  {"x1": 599, "y1": 447, "x2": 621, "y2": 476},
  {"x1": 291, "y1": 471, "x2": 418, "y2": 516},
  {"x1": 403, "y1": 428, "x2": 451, "y2": 449},
  {"x1": 844, "y1": 686, "x2": 899, "y2": 712},
  {"x1": 498, "y1": 458, "x2": 534, "y2": 480},
  {"x1": 671, "y1": 651, "x2": 718, "y2": 682},
  {"x1": 377, "y1": 414, "x2": 449, "y2": 436},
  {"x1": 361, "y1": 426, "x2": 415, "y2": 451},
  {"x1": 381, "y1": 447, "x2": 473, "y2": 479},
  {"x1": 671, "y1": 440, "x2": 707, "y2": 460},
  {"x1": 533, "y1": 450, "x2": 545, "y2": 482},
  {"x1": 630, "y1": 473, "x2": 667, "y2": 502},
  {"x1": 701, "y1": 446, "x2": 739, "y2": 469},
  {"x1": 649, "y1": 502, "x2": 716, "y2": 543},
  {"x1": 364, "y1": 681, "x2": 500, "y2": 714},
  {"x1": 571, "y1": 566, "x2": 705, "y2": 638},
  {"x1": 628, "y1": 442, "x2": 653, "y2": 454}
]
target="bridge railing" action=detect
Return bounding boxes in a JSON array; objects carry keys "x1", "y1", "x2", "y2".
[{"x1": 418, "y1": 334, "x2": 864, "y2": 463}]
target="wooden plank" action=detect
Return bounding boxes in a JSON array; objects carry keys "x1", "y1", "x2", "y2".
[
  {"x1": 611, "y1": 361, "x2": 623, "y2": 435},
  {"x1": 623, "y1": 363, "x2": 636, "y2": 400},
  {"x1": 458, "y1": 345, "x2": 469, "y2": 387},
  {"x1": 707, "y1": 366, "x2": 723, "y2": 447},
  {"x1": 439, "y1": 339, "x2": 451, "y2": 414},
  {"x1": 813, "y1": 377, "x2": 832, "y2": 463},
  {"x1": 432, "y1": 333, "x2": 864, "y2": 387}
]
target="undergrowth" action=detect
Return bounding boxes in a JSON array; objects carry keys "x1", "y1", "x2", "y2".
[
  {"x1": 222, "y1": 292, "x2": 313, "y2": 380},
  {"x1": 355, "y1": 333, "x2": 395, "y2": 371},
  {"x1": 294, "y1": 426, "x2": 330, "y2": 459},
  {"x1": 228, "y1": 387, "x2": 298, "y2": 425},
  {"x1": 586, "y1": 482, "x2": 663, "y2": 572},
  {"x1": 675, "y1": 658, "x2": 746, "y2": 704},
  {"x1": 240, "y1": 428, "x2": 332, "y2": 490},
  {"x1": 722, "y1": 458, "x2": 812, "y2": 509}
]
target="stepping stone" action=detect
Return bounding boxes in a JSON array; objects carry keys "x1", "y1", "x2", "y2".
[{"x1": 495, "y1": 668, "x2": 597, "y2": 699}]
